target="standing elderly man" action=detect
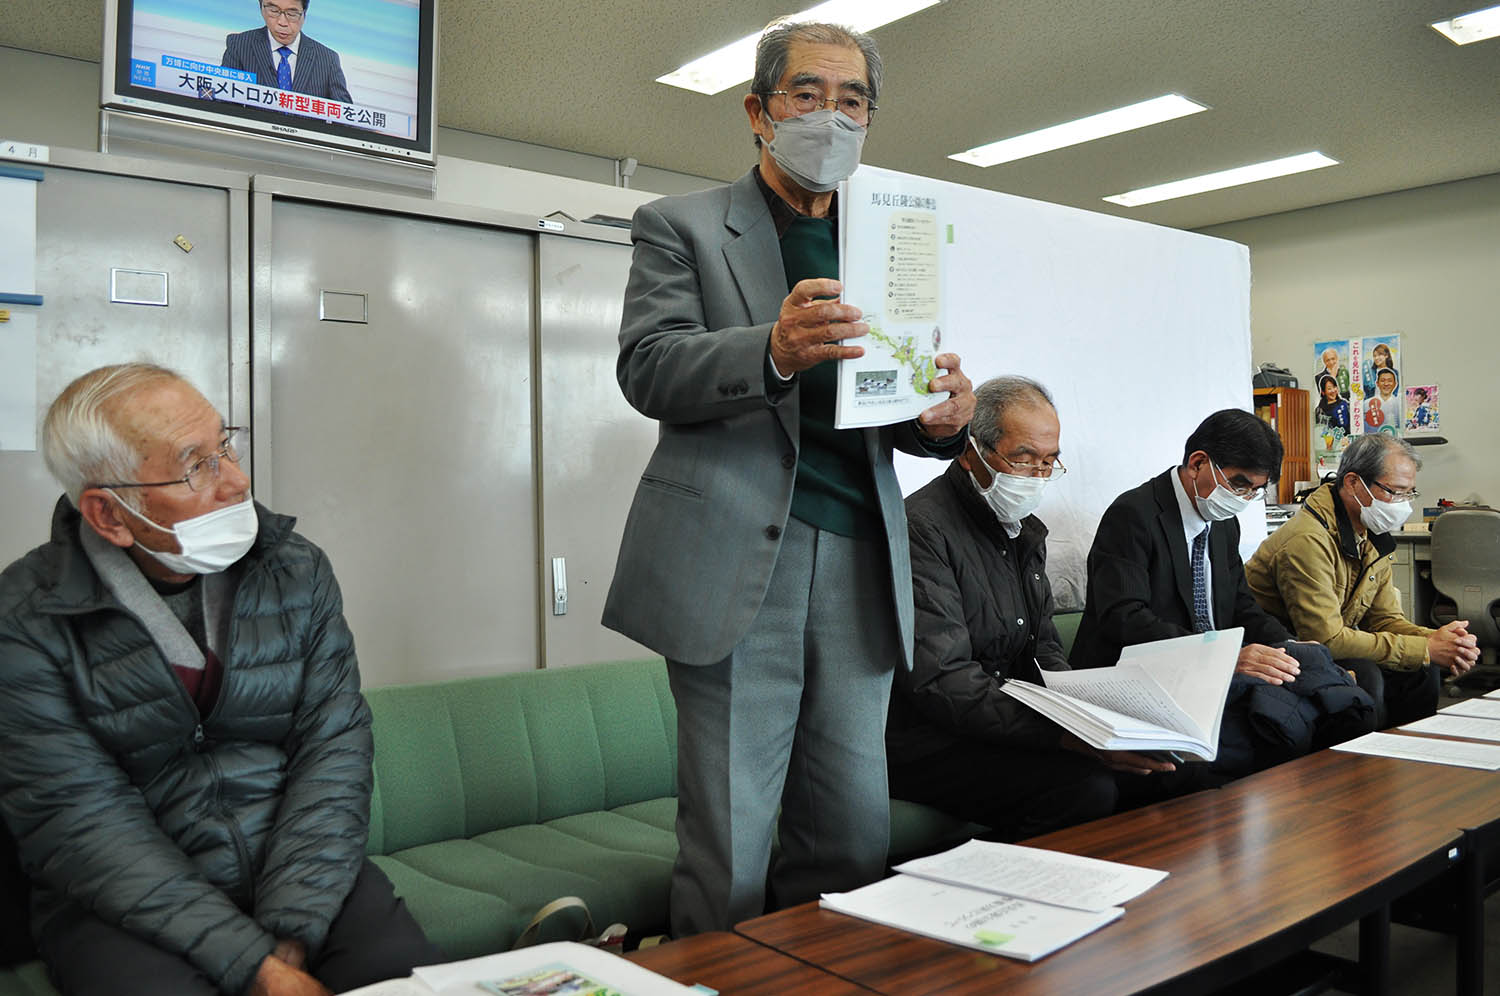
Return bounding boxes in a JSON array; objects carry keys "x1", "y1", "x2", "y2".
[
  {"x1": 1246, "y1": 434, "x2": 1473, "y2": 726},
  {"x1": 603, "y1": 19, "x2": 975, "y2": 936},
  {"x1": 0, "y1": 364, "x2": 437, "y2": 996},
  {"x1": 887, "y1": 377, "x2": 1173, "y2": 840}
]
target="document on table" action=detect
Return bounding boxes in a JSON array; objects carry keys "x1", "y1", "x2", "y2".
[
  {"x1": 821, "y1": 874, "x2": 1122, "y2": 962},
  {"x1": 1332, "y1": 731, "x2": 1500, "y2": 770},
  {"x1": 1440, "y1": 698, "x2": 1500, "y2": 720},
  {"x1": 1402, "y1": 713, "x2": 1500, "y2": 743},
  {"x1": 894, "y1": 839, "x2": 1166, "y2": 912},
  {"x1": 342, "y1": 941, "x2": 699, "y2": 995}
]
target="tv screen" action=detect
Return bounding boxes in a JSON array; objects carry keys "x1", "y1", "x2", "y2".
[{"x1": 103, "y1": 0, "x2": 435, "y2": 163}]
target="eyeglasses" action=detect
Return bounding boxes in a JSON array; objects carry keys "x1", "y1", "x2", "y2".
[
  {"x1": 261, "y1": 3, "x2": 305, "y2": 21},
  {"x1": 989, "y1": 448, "x2": 1067, "y2": 481},
  {"x1": 762, "y1": 88, "x2": 876, "y2": 124},
  {"x1": 1370, "y1": 478, "x2": 1420, "y2": 503},
  {"x1": 94, "y1": 427, "x2": 248, "y2": 493},
  {"x1": 1211, "y1": 460, "x2": 1265, "y2": 500}
]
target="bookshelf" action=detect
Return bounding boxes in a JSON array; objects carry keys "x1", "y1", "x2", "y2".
[{"x1": 1253, "y1": 387, "x2": 1310, "y2": 504}]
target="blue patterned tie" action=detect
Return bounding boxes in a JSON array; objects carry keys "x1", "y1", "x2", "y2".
[
  {"x1": 276, "y1": 46, "x2": 293, "y2": 90},
  {"x1": 1191, "y1": 528, "x2": 1212, "y2": 633}
]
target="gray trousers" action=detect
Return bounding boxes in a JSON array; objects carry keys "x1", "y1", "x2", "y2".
[{"x1": 667, "y1": 516, "x2": 898, "y2": 936}]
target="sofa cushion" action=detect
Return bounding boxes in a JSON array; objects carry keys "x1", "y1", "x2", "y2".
[{"x1": 365, "y1": 660, "x2": 677, "y2": 856}]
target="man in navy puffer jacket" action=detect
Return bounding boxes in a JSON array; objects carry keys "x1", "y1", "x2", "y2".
[{"x1": 0, "y1": 364, "x2": 438, "y2": 996}]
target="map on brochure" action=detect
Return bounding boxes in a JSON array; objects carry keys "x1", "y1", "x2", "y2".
[
  {"x1": 835, "y1": 165, "x2": 954, "y2": 429},
  {"x1": 341, "y1": 942, "x2": 697, "y2": 996}
]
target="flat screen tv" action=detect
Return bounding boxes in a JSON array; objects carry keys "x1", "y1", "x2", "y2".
[{"x1": 102, "y1": 0, "x2": 435, "y2": 163}]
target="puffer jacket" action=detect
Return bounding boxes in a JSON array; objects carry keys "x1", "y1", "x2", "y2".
[
  {"x1": 0, "y1": 498, "x2": 372, "y2": 995},
  {"x1": 888, "y1": 461, "x2": 1069, "y2": 761}
]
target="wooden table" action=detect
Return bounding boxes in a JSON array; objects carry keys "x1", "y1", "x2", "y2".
[
  {"x1": 736, "y1": 787, "x2": 1461, "y2": 996},
  {"x1": 628, "y1": 930, "x2": 873, "y2": 994},
  {"x1": 1219, "y1": 741, "x2": 1500, "y2": 995}
]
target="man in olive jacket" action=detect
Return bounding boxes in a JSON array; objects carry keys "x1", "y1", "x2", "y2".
[
  {"x1": 887, "y1": 377, "x2": 1172, "y2": 839},
  {"x1": 1245, "y1": 434, "x2": 1476, "y2": 726},
  {"x1": 0, "y1": 364, "x2": 437, "y2": 996}
]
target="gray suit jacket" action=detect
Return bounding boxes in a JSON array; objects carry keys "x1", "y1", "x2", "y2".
[
  {"x1": 602, "y1": 170, "x2": 965, "y2": 667},
  {"x1": 221, "y1": 29, "x2": 352, "y2": 104}
]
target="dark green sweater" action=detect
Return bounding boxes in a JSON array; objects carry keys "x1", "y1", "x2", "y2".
[{"x1": 779, "y1": 214, "x2": 881, "y2": 538}]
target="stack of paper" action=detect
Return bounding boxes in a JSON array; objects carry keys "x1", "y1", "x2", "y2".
[
  {"x1": 343, "y1": 941, "x2": 699, "y2": 995},
  {"x1": 820, "y1": 840, "x2": 1166, "y2": 962},
  {"x1": 1333, "y1": 731, "x2": 1500, "y2": 770},
  {"x1": 999, "y1": 629, "x2": 1243, "y2": 760}
]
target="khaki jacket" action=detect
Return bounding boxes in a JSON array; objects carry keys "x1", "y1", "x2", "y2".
[{"x1": 1245, "y1": 482, "x2": 1430, "y2": 670}]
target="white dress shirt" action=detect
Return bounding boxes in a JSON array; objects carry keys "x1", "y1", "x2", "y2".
[{"x1": 1171, "y1": 466, "x2": 1214, "y2": 629}]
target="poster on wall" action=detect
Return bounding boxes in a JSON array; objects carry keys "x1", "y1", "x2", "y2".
[
  {"x1": 1405, "y1": 384, "x2": 1440, "y2": 434},
  {"x1": 1359, "y1": 333, "x2": 1402, "y2": 437},
  {"x1": 1312, "y1": 338, "x2": 1353, "y2": 478}
]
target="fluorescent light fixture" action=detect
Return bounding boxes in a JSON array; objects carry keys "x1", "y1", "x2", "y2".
[
  {"x1": 657, "y1": 0, "x2": 940, "y2": 95},
  {"x1": 948, "y1": 94, "x2": 1209, "y2": 168},
  {"x1": 1430, "y1": 3, "x2": 1500, "y2": 44},
  {"x1": 1103, "y1": 152, "x2": 1340, "y2": 207}
]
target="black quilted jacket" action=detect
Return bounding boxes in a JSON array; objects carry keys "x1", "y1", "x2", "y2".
[{"x1": 0, "y1": 498, "x2": 372, "y2": 994}]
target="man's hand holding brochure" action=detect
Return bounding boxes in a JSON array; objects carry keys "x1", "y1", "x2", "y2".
[{"x1": 999, "y1": 629, "x2": 1244, "y2": 761}]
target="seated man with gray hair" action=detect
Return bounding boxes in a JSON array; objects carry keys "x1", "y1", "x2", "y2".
[
  {"x1": 1246, "y1": 433, "x2": 1476, "y2": 727},
  {"x1": 0, "y1": 363, "x2": 438, "y2": 996},
  {"x1": 887, "y1": 376, "x2": 1174, "y2": 839}
]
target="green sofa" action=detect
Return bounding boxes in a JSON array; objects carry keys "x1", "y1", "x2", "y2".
[
  {"x1": 2, "y1": 619, "x2": 1092, "y2": 993},
  {"x1": 360, "y1": 657, "x2": 974, "y2": 959}
]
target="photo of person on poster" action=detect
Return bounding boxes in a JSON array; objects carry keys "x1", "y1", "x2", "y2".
[
  {"x1": 1315, "y1": 373, "x2": 1350, "y2": 434},
  {"x1": 1406, "y1": 386, "x2": 1440, "y2": 433},
  {"x1": 1367, "y1": 367, "x2": 1402, "y2": 433},
  {"x1": 1318, "y1": 344, "x2": 1351, "y2": 399},
  {"x1": 1363, "y1": 340, "x2": 1398, "y2": 397}
]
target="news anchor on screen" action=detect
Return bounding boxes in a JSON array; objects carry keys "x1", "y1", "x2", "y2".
[{"x1": 222, "y1": 0, "x2": 352, "y2": 103}]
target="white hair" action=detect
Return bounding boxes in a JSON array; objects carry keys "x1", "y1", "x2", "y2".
[{"x1": 41, "y1": 363, "x2": 186, "y2": 510}]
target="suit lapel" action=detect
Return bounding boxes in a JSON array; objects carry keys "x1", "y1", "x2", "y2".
[
  {"x1": 251, "y1": 31, "x2": 278, "y2": 87},
  {"x1": 1152, "y1": 471, "x2": 1197, "y2": 619},
  {"x1": 722, "y1": 171, "x2": 798, "y2": 446}
]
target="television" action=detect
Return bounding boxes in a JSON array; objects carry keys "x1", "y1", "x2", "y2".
[{"x1": 102, "y1": 0, "x2": 436, "y2": 164}]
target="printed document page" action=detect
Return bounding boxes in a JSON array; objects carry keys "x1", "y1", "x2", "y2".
[
  {"x1": 894, "y1": 839, "x2": 1166, "y2": 912},
  {"x1": 1402, "y1": 714, "x2": 1500, "y2": 743},
  {"x1": 1440, "y1": 698, "x2": 1500, "y2": 720},
  {"x1": 1332, "y1": 731, "x2": 1500, "y2": 770},
  {"x1": 821, "y1": 875, "x2": 1122, "y2": 962},
  {"x1": 1120, "y1": 628, "x2": 1242, "y2": 750}
]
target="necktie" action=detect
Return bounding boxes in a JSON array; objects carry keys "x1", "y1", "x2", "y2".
[
  {"x1": 1191, "y1": 528, "x2": 1212, "y2": 633},
  {"x1": 276, "y1": 46, "x2": 293, "y2": 90}
]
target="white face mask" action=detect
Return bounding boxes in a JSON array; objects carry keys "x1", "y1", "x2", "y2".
[
  {"x1": 968, "y1": 437, "x2": 1049, "y2": 525},
  {"x1": 764, "y1": 108, "x2": 867, "y2": 193},
  {"x1": 1355, "y1": 477, "x2": 1411, "y2": 535},
  {"x1": 1195, "y1": 459, "x2": 1254, "y2": 522},
  {"x1": 113, "y1": 496, "x2": 258, "y2": 574}
]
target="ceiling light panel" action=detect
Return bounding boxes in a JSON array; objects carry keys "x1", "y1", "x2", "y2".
[
  {"x1": 1430, "y1": 4, "x2": 1500, "y2": 45},
  {"x1": 949, "y1": 94, "x2": 1209, "y2": 168},
  {"x1": 657, "y1": 0, "x2": 941, "y2": 95},
  {"x1": 1103, "y1": 152, "x2": 1340, "y2": 207}
]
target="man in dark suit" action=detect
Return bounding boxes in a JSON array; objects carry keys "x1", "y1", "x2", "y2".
[
  {"x1": 604, "y1": 19, "x2": 975, "y2": 936},
  {"x1": 222, "y1": 0, "x2": 352, "y2": 104},
  {"x1": 1071, "y1": 408, "x2": 1307, "y2": 677}
]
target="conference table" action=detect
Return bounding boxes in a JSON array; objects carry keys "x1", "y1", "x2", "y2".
[
  {"x1": 733, "y1": 762, "x2": 1472, "y2": 996},
  {"x1": 627, "y1": 929, "x2": 872, "y2": 994}
]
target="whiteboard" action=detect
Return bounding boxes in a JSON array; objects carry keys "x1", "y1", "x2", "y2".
[{"x1": 844, "y1": 166, "x2": 1259, "y2": 610}]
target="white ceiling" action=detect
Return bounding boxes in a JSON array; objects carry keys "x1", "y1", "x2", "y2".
[{"x1": 7, "y1": 0, "x2": 1499, "y2": 228}]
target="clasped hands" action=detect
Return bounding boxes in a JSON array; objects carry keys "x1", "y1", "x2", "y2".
[
  {"x1": 769, "y1": 278, "x2": 974, "y2": 439},
  {"x1": 249, "y1": 939, "x2": 331, "y2": 996},
  {"x1": 1429, "y1": 620, "x2": 1480, "y2": 675}
]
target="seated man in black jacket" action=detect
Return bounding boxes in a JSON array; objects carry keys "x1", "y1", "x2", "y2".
[
  {"x1": 1071, "y1": 408, "x2": 1372, "y2": 777},
  {"x1": 887, "y1": 376, "x2": 1174, "y2": 840},
  {"x1": 0, "y1": 363, "x2": 439, "y2": 996}
]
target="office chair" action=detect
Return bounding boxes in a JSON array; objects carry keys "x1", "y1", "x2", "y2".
[{"x1": 1430, "y1": 507, "x2": 1500, "y2": 693}]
